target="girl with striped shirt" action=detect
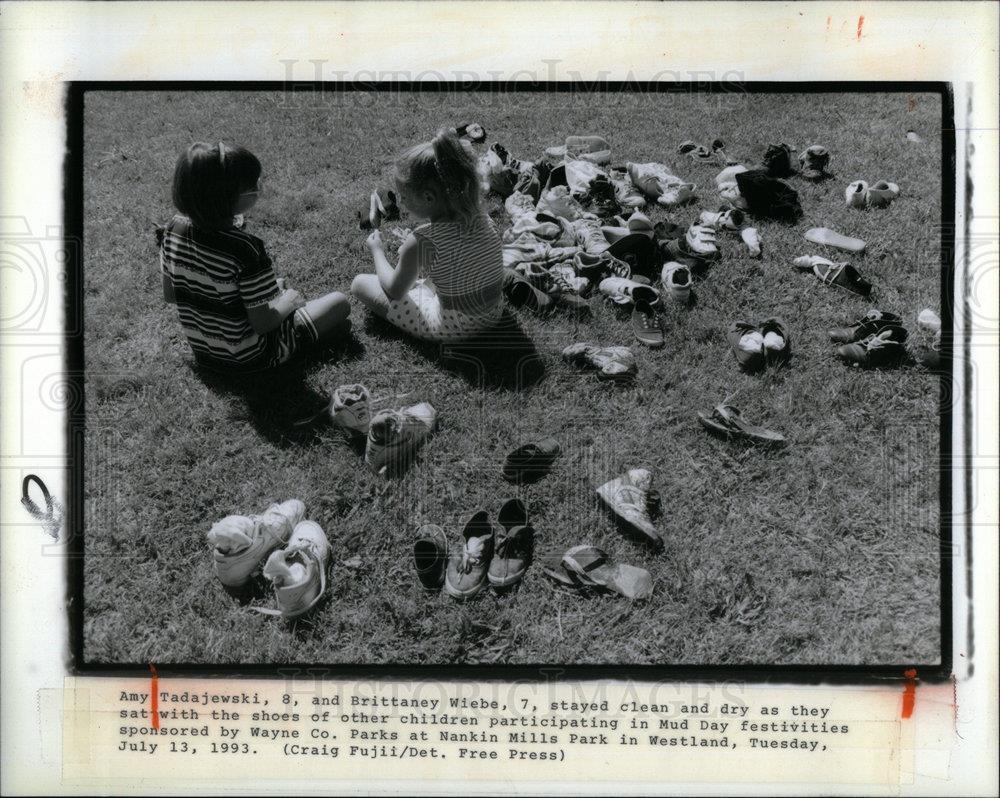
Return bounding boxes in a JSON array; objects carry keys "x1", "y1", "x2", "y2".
[
  {"x1": 160, "y1": 142, "x2": 350, "y2": 372},
  {"x1": 352, "y1": 129, "x2": 504, "y2": 341}
]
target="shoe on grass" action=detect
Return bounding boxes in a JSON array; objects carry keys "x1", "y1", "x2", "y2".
[
  {"x1": 571, "y1": 216, "x2": 612, "y2": 254},
  {"x1": 761, "y1": 317, "x2": 792, "y2": 367},
  {"x1": 489, "y1": 498, "x2": 533, "y2": 589},
  {"x1": 798, "y1": 145, "x2": 831, "y2": 180},
  {"x1": 257, "y1": 519, "x2": 331, "y2": 618},
  {"x1": 699, "y1": 208, "x2": 744, "y2": 231},
  {"x1": 804, "y1": 226, "x2": 866, "y2": 253},
  {"x1": 606, "y1": 232, "x2": 659, "y2": 276},
  {"x1": 573, "y1": 250, "x2": 630, "y2": 280},
  {"x1": 828, "y1": 309, "x2": 903, "y2": 343},
  {"x1": 503, "y1": 267, "x2": 554, "y2": 314},
  {"x1": 455, "y1": 122, "x2": 486, "y2": 143},
  {"x1": 561, "y1": 545, "x2": 653, "y2": 600},
  {"x1": 836, "y1": 327, "x2": 908, "y2": 368},
  {"x1": 365, "y1": 403, "x2": 436, "y2": 475},
  {"x1": 595, "y1": 468, "x2": 662, "y2": 548},
  {"x1": 685, "y1": 224, "x2": 720, "y2": 258},
  {"x1": 607, "y1": 165, "x2": 647, "y2": 208},
  {"x1": 631, "y1": 300, "x2": 665, "y2": 348},
  {"x1": 661, "y1": 261, "x2": 692, "y2": 304},
  {"x1": 209, "y1": 499, "x2": 305, "y2": 588},
  {"x1": 413, "y1": 524, "x2": 448, "y2": 591},
  {"x1": 917, "y1": 308, "x2": 942, "y2": 334},
  {"x1": 561, "y1": 342, "x2": 637, "y2": 382},
  {"x1": 599, "y1": 276, "x2": 660, "y2": 306},
  {"x1": 763, "y1": 143, "x2": 796, "y2": 177},
  {"x1": 503, "y1": 438, "x2": 560, "y2": 484},
  {"x1": 444, "y1": 511, "x2": 496, "y2": 600},
  {"x1": 328, "y1": 383, "x2": 371, "y2": 434},
  {"x1": 793, "y1": 254, "x2": 872, "y2": 297},
  {"x1": 728, "y1": 321, "x2": 766, "y2": 372},
  {"x1": 866, "y1": 180, "x2": 900, "y2": 208},
  {"x1": 358, "y1": 188, "x2": 400, "y2": 231},
  {"x1": 741, "y1": 227, "x2": 761, "y2": 258},
  {"x1": 698, "y1": 403, "x2": 785, "y2": 446},
  {"x1": 845, "y1": 180, "x2": 869, "y2": 209}
]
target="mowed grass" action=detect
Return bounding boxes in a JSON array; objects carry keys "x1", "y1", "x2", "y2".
[{"x1": 82, "y1": 89, "x2": 942, "y2": 666}]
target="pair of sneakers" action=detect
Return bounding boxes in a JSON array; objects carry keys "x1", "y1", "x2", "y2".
[
  {"x1": 326, "y1": 384, "x2": 437, "y2": 475},
  {"x1": 414, "y1": 499, "x2": 534, "y2": 599},
  {"x1": 829, "y1": 309, "x2": 909, "y2": 367},
  {"x1": 208, "y1": 499, "x2": 332, "y2": 619},
  {"x1": 845, "y1": 180, "x2": 900, "y2": 209},
  {"x1": 729, "y1": 318, "x2": 792, "y2": 372}
]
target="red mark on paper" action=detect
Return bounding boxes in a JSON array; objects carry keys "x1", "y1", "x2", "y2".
[
  {"x1": 901, "y1": 668, "x2": 917, "y2": 719},
  {"x1": 150, "y1": 663, "x2": 160, "y2": 729},
  {"x1": 856, "y1": 16, "x2": 865, "y2": 40}
]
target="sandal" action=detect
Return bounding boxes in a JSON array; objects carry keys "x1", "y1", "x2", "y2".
[
  {"x1": 503, "y1": 438, "x2": 561, "y2": 484},
  {"x1": 698, "y1": 403, "x2": 786, "y2": 446}
]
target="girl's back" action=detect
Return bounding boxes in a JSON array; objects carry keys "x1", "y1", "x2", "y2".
[{"x1": 416, "y1": 212, "x2": 503, "y2": 317}]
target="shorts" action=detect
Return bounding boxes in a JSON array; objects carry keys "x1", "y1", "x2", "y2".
[
  {"x1": 193, "y1": 307, "x2": 319, "y2": 374},
  {"x1": 384, "y1": 280, "x2": 502, "y2": 342}
]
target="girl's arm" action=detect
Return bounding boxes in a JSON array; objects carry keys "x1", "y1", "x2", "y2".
[{"x1": 368, "y1": 230, "x2": 427, "y2": 302}]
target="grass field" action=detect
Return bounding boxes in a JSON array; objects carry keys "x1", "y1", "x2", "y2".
[{"x1": 82, "y1": 88, "x2": 943, "y2": 666}]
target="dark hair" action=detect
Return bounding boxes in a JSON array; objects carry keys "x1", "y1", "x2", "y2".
[
  {"x1": 394, "y1": 129, "x2": 481, "y2": 222},
  {"x1": 171, "y1": 142, "x2": 261, "y2": 230}
]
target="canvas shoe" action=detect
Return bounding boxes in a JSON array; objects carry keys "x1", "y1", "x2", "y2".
[
  {"x1": 699, "y1": 208, "x2": 744, "y2": 231},
  {"x1": 444, "y1": 511, "x2": 496, "y2": 600},
  {"x1": 661, "y1": 261, "x2": 692, "y2": 304},
  {"x1": 845, "y1": 180, "x2": 869, "y2": 209},
  {"x1": 626, "y1": 162, "x2": 696, "y2": 207},
  {"x1": 365, "y1": 402, "x2": 437, "y2": 474},
  {"x1": 503, "y1": 268, "x2": 555, "y2": 314},
  {"x1": 549, "y1": 264, "x2": 590, "y2": 296},
  {"x1": 607, "y1": 166, "x2": 647, "y2": 208},
  {"x1": 537, "y1": 185, "x2": 583, "y2": 221},
  {"x1": 504, "y1": 190, "x2": 538, "y2": 223},
  {"x1": 413, "y1": 524, "x2": 449, "y2": 591},
  {"x1": 256, "y1": 520, "x2": 331, "y2": 618},
  {"x1": 799, "y1": 145, "x2": 831, "y2": 180},
  {"x1": 209, "y1": 499, "x2": 306, "y2": 588},
  {"x1": 573, "y1": 250, "x2": 630, "y2": 281},
  {"x1": 595, "y1": 468, "x2": 662, "y2": 547},
  {"x1": 829, "y1": 309, "x2": 903, "y2": 343},
  {"x1": 761, "y1": 318, "x2": 792, "y2": 367},
  {"x1": 866, "y1": 180, "x2": 900, "y2": 208},
  {"x1": 698, "y1": 404, "x2": 786, "y2": 447},
  {"x1": 599, "y1": 276, "x2": 660, "y2": 306},
  {"x1": 571, "y1": 216, "x2": 612, "y2": 254},
  {"x1": 804, "y1": 227, "x2": 867, "y2": 253},
  {"x1": 328, "y1": 383, "x2": 371, "y2": 434},
  {"x1": 561, "y1": 342, "x2": 638, "y2": 382},
  {"x1": 488, "y1": 499, "x2": 534, "y2": 589},
  {"x1": 741, "y1": 228, "x2": 762, "y2": 258},
  {"x1": 793, "y1": 255, "x2": 872, "y2": 297},
  {"x1": 836, "y1": 328, "x2": 907, "y2": 367},
  {"x1": 564, "y1": 135, "x2": 612, "y2": 165},
  {"x1": 685, "y1": 224, "x2": 719, "y2": 258},
  {"x1": 606, "y1": 232, "x2": 659, "y2": 277},
  {"x1": 580, "y1": 175, "x2": 622, "y2": 218},
  {"x1": 763, "y1": 143, "x2": 795, "y2": 177},
  {"x1": 728, "y1": 321, "x2": 766, "y2": 372},
  {"x1": 503, "y1": 438, "x2": 560, "y2": 484},
  {"x1": 631, "y1": 301, "x2": 666, "y2": 348},
  {"x1": 678, "y1": 140, "x2": 715, "y2": 162}
]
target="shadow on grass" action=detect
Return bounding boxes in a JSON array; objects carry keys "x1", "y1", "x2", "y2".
[
  {"x1": 363, "y1": 309, "x2": 547, "y2": 391},
  {"x1": 192, "y1": 334, "x2": 366, "y2": 448}
]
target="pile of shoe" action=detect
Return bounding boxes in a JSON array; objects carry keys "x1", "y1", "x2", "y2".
[
  {"x1": 414, "y1": 499, "x2": 534, "y2": 599},
  {"x1": 845, "y1": 179, "x2": 900, "y2": 209},
  {"x1": 208, "y1": 499, "x2": 332, "y2": 619}
]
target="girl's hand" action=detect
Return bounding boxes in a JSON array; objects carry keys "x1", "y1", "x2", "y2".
[{"x1": 365, "y1": 230, "x2": 383, "y2": 252}]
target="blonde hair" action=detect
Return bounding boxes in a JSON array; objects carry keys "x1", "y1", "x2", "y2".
[{"x1": 395, "y1": 128, "x2": 481, "y2": 223}]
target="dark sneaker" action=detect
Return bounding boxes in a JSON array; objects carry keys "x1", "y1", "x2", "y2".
[
  {"x1": 631, "y1": 301, "x2": 665, "y2": 348},
  {"x1": 829, "y1": 310, "x2": 903, "y2": 343},
  {"x1": 836, "y1": 327, "x2": 908, "y2": 367},
  {"x1": 503, "y1": 439, "x2": 561, "y2": 484},
  {"x1": 444, "y1": 511, "x2": 496, "y2": 600},
  {"x1": 728, "y1": 321, "x2": 766, "y2": 373},
  {"x1": 698, "y1": 403, "x2": 786, "y2": 446},
  {"x1": 413, "y1": 524, "x2": 448, "y2": 590},
  {"x1": 763, "y1": 143, "x2": 795, "y2": 177},
  {"x1": 581, "y1": 175, "x2": 622, "y2": 218},
  {"x1": 606, "y1": 232, "x2": 659, "y2": 278},
  {"x1": 761, "y1": 317, "x2": 792, "y2": 368},
  {"x1": 798, "y1": 144, "x2": 831, "y2": 181},
  {"x1": 503, "y1": 268, "x2": 554, "y2": 315},
  {"x1": 489, "y1": 499, "x2": 533, "y2": 589}
]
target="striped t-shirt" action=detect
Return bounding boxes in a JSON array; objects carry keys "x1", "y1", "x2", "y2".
[
  {"x1": 159, "y1": 215, "x2": 281, "y2": 367},
  {"x1": 413, "y1": 213, "x2": 503, "y2": 316}
]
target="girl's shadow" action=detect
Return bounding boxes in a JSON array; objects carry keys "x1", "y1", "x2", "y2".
[{"x1": 364, "y1": 310, "x2": 546, "y2": 391}]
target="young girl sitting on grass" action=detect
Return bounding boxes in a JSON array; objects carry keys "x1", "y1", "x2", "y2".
[
  {"x1": 351, "y1": 129, "x2": 504, "y2": 342},
  {"x1": 160, "y1": 141, "x2": 350, "y2": 372}
]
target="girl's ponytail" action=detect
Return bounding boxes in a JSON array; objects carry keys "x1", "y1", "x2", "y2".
[{"x1": 429, "y1": 128, "x2": 482, "y2": 222}]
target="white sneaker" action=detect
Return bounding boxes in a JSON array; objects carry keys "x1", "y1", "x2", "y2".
[
  {"x1": 741, "y1": 227, "x2": 761, "y2": 258},
  {"x1": 917, "y1": 308, "x2": 942, "y2": 334},
  {"x1": 209, "y1": 499, "x2": 305, "y2": 588},
  {"x1": 257, "y1": 520, "x2": 332, "y2": 618},
  {"x1": 537, "y1": 185, "x2": 583, "y2": 221},
  {"x1": 365, "y1": 403, "x2": 437, "y2": 474},
  {"x1": 599, "y1": 276, "x2": 660, "y2": 306},
  {"x1": 595, "y1": 468, "x2": 662, "y2": 547},
  {"x1": 866, "y1": 180, "x2": 899, "y2": 208},
  {"x1": 699, "y1": 208, "x2": 743, "y2": 231},
  {"x1": 685, "y1": 224, "x2": 719, "y2": 257},
  {"x1": 329, "y1": 383, "x2": 371, "y2": 434},
  {"x1": 845, "y1": 180, "x2": 869, "y2": 209},
  {"x1": 661, "y1": 262, "x2": 692, "y2": 303}
]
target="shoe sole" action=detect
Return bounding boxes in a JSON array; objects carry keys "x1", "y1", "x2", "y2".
[{"x1": 444, "y1": 578, "x2": 487, "y2": 599}]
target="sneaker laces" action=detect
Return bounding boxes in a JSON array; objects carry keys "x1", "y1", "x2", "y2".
[{"x1": 460, "y1": 536, "x2": 487, "y2": 573}]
